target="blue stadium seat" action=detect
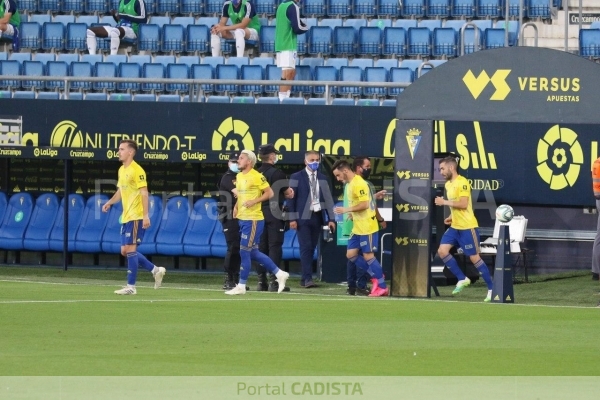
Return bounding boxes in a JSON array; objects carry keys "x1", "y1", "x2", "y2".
[
  {"x1": 77, "y1": 15, "x2": 100, "y2": 27},
  {"x1": 356, "y1": 99, "x2": 379, "y2": 106},
  {"x1": 401, "y1": 59, "x2": 423, "y2": 73},
  {"x1": 529, "y1": 0, "x2": 551, "y2": 19},
  {"x1": 70, "y1": 61, "x2": 93, "y2": 91},
  {"x1": 308, "y1": 26, "x2": 332, "y2": 56},
  {"x1": 155, "y1": 196, "x2": 190, "y2": 256},
  {"x1": 402, "y1": 0, "x2": 426, "y2": 18},
  {"x1": 324, "y1": 57, "x2": 348, "y2": 71},
  {"x1": 205, "y1": 0, "x2": 223, "y2": 15},
  {"x1": 46, "y1": 61, "x2": 68, "y2": 90},
  {"x1": 427, "y1": 0, "x2": 451, "y2": 17},
  {"x1": 93, "y1": 62, "x2": 117, "y2": 91},
  {"x1": 297, "y1": 30, "x2": 308, "y2": 56},
  {"x1": 9, "y1": 53, "x2": 32, "y2": 64},
  {"x1": 358, "y1": 27, "x2": 382, "y2": 57},
  {"x1": 182, "y1": 198, "x2": 218, "y2": 257},
  {"x1": 13, "y1": 91, "x2": 36, "y2": 99},
  {"x1": 155, "y1": 55, "x2": 176, "y2": 67},
  {"x1": 100, "y1": 199, "x2": 123, "y2": 254},
  {"x1": 484, "y1": 28, "x2": 506, "y2": 49},
  {"x1": 191, "y1": 63, "x2": 214, "y2": 95},
  {"x1": 374, "y1": 58, "x2": 398, "y2": 71},
  {"x1": 418, "y1": 19, "x2": 443, "y2": 32},
  {"x1": 444, "y1": 19, "x2": 468, "y2": 33},
  {"x1": 319, "y1": 18, "x2": 342, "y2": 29},
  {"x1": 471, "y1": 19, "x2": 493, "y2": 31},
  {"x1": 54, "y1": 15, "x2": 76, "y2": 26},
  {"x1": 451, "y1": 0, "x2": 475, "y2": 18},
  {"x1": 344, "y1": 18, "x2": 367, "y2": 30},
  {"x1": 73, "y1": 195, "x2": 109, "y2": 253},
  {"x1": 186, "y1": 25, "x2": 210, "y2": 55},
  {"x1": 42, "y1": 22, "x2": 65, "y2": 52},
  {"x1": 0, "y1": 60, "x2": 21, "y2": 90},
  {"x1": 240, "y1": 64, "x2": 264, "y2": 96},
  {"x1": 496, "y1": 20, "x2": 519, "y2": 46},
  {"x1": 80, "y1": 54, "x2": 103, "y2": 65},
  {"x1": 282, "y1": 230, "x2": 296, "y2": 260},
  {"x1": 39, "y1": 0, "x2": 60, "y2": 13},
  {"x1": 197, "y1": 16, "x2": 219, "y2": 28},
  {"x1": 393, "y1": 19, "x2": 418, "y2": 30},
  {"x1": 37, "y1": 92, "x2": 60, "y2": 100},
  {"x1": 85, "y1": 92, "x2": 108, "y2": 100},
  {"x1": 20, "y1": 0, "x2": 38, "y2": 13},
  {"x1": 180, "y1": 0, "x2": 204, "y2": 15},
  {"x1": 209, "y1": 221, "x2": 227, "y2": 258},
  {"x1": 302, "y1": 0, "x2": 327, "y2": 18},
  {"x1": 128, "y1": 54, "x2": 152, "y2": 66},
  {"x1": 134, "y1": 195, "x2": 164, "y2": 255},
  {"x1": 313, "y1": 65, "x2": 337, "y2": 96},
  {"x1": 0, "y1": 90, "x2": 10, "y2": 99},
  {"x1": 109, "y1": 93, "x2": 132, "y2": 101},
  {"x1": 306, "y1": 97, "x2": 326, "y2": 105},
  {"x1": 378, "y1": 0, "x2": 401, "y2": 18},
  {"x1": 349, "y1": 58, "x2": 373, "y2": 70},
  {"x1": 282, "y1": 97, "x2": 304, "y2": 105},
  {"x1": 369, "y1": 19, "x2": 392, "y2": 29},
  {"x1": 250, "y1": 56, "x2": 274, "y2": 73},
  {"x1": 144, "y1": 0, "x2": 158, "y2": 14},
  {"x1": 22, "y1": 61, "x2": 45, "y2": 91},
  {"x1": 142, "y1": 63, "x2": 165, "y2": 92},
  {"x1": 460, "y1": 26, "x2": 482, "y2": 54},
  {"x1": 265, "y1": 64, "x2": 282, "y2": 95},
  {"x1": 579, "y1": 29, "x2": 600, "y2": 59},
  {"x1": 507, "y1": 0, "x2": 527, "y2": 18},
  {"x1": 149, "y1": 16, "x2": 171, "y2": 28},
  {"x1": 389, "y1": 67, "x2": 413, "y2": 97},
  {"x1": 117, "y1": 62, "x2": 141, "y2": 92},
  {"x1": 56, "y1": 53, "x2": 80, "y2": 66},
  {"x1": 215, "y1": 64, "x2": 239, "y2": 95},
  {"x1": 259, "y1": 25, "x2": 275, "y2": 53},
  {"x1": 226, "y1": 56, "x2": 250, "y2": 69},
  {"x1": 300, "y1": 57, "x2": 324, "y2": 76},
  {"x1": 338, "y1": 66, "x2": 362, "y2": 97},
  {"x1": 256, "y1": 97, "x2": 279, "y2": 104},
  {"x1": 292, "y1": 64, "x2": 312, "y2": 96},
  {"x1": 363, "y1": 67, "x2": 388, "y2": 98},
  {"x1": 407, "y1": 27, "x2": 431, "y2": 58},
  {"x1": 162, "y1": 24, "x2": 185, "y2": 54},
  {"x1": 34, "y1": 53, "x2": 55, "y2": 66},
  {"x1": 166, "y1": 63, "x2": 190, "y2": 93},
  {"x1": 20, "y1": 22, "x2": 42, "y2": 52},
  {"x1": 354, "y1": 0, "x2": 377, "y2": 17},
  {"x1": 382, "y1": 27, "x2": 407, "y2": 57},
  {"x1": 255, "y1": 0, "x2": 277, "y2": 16},
  {"x1": 433, "y1": 27, "x2": 458, "y2": 58},
  {"x1": 382, "y1": 99, "x2": 397, "y2": 107},
  {"x1": 30, "y1": 14, "x2": 52, "y2": 25},
  {"x1": 172, "y1": 17, "x2": 195, "y2": 28},
  {"x1": 332, "y1": 98, "x2": 355, "y2": 106},
  {"x1": 62, "y1": 0, "x2": 84, "y2": 13},
  {"x1": 105, "y1": 54, "x2": 127, "y2": 65},
  {"x1": 132, "y1": 93, "x2": 154, "y2": 101},
  {"x1": 177, "y1": 55, "x2": 200, "y2": 68},
  {"x1": 157, "y1": 0, "x2": 180, "y2": 14},
  {"x1": 158, "y1": 94, "x2": 181, "y2": 102},
  {"x1": 138, "y1": 24, "x2": 161, "y2": 53},
  {"x1": 206, "y1": 95, "x2": 231, "y2": 103},
  {"x1": 85, "y1": 0, "x2": 108, "y2": 14},
  {"x1": 66, "y1": 92, "x2": 84, "y2": 100},
  {"x1": 232, "y1": 95, "x2": 254, "y2": 103},
  {"x1": 0, "y1": 193, "x2": 34, "y2": 250},
  {"x1": 202, "y1": 55, "x2": 224, "y2": 71},
  {"x1": 65, "y1": 23, "x2": 88, "y2": 52},
  {"x1": 333, "y1": 26, "x2": 356, "y2": 56},
  {"x1": 476, "y1": 0, "x2": 502, "y2": 18},
  {"x1": 329, "y1": 0, "x2": 351, "y2": 17},
  {"x1": 48, "y1": 195, "x2": 86, "y2": 252}
]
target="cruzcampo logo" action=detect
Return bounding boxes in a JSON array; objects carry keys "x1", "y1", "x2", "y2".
[
  {"x1": 15, "y1": 211, "x2": 23, "y2": 222},
  {"x1": 463, "y1": 69, "x2": 511, "y2": 100},
  {"x1": 536, "y1": 125, "x2": 583, "y2": 190},
  {"x1": 211, "y1": 117, "x2": 255, "y2": 152}
]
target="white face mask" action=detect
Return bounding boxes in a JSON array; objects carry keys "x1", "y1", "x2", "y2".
[{"x1": 229, "y1": 163, "x2": 239, "y2": 173}]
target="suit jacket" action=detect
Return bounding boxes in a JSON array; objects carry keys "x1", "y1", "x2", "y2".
[{"x1": 287, "y1": 169, "x2": 335, "y2": 225}]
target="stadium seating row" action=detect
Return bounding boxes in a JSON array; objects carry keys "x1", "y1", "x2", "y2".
[
  {"x1": 17, "y1": 0, "x2": 556, "y2": 20},
  {"x1": 15, "y1": 19, "x2": 517, "y2": 57},
  {"x1": 579, "y1": 23, "x2": 600, "y2": 60},
  {"x1": 0, "y1": 192, "x2": 305, "y2": 261}
]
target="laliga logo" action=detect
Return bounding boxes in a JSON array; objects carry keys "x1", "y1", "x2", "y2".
[
  {"x1": 536, "y1": 125, "x2": 583, "y2": 190},
  {"x1": 212, "y1": 117, "x2": 255, "y2": 152},
  {"x1": 50, "y1": 121, "x2": 84, "y2": 147},
  {"x1": 463, "y1": 69, "x2": 511, "y2": 101}
]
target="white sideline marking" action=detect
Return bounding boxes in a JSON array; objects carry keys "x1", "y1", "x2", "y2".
[{"x1": 0, "y1": 278, "x2": 598, "y2": 309}]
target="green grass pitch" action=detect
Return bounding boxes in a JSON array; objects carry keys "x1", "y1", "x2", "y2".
[{"x1": 0, "y1": 267, "x2": 599, "y2": 377}]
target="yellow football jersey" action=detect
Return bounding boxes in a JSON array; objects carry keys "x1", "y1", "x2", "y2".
[
  {"x1": 445, "y1": 175, "x2": 478, "y2": 229},
  {"x1": 118, "y1": 161, "x2": 147, "y2": 223},
  {"x1": 236, "y1": 169, "x2": 269, "y2": 220},
  {"x1": 347, "y1": 175, "x2": 378, "y2": 235}
]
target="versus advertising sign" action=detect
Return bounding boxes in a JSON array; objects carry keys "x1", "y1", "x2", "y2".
[{"x1": 392, "y1": 120, "x2": 433, "y2": 298}]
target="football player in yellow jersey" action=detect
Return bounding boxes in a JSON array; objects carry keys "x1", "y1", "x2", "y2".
[
  {"x1": 225, "y1": 149, "x2": 290, "y2": 295},
  {"x1": 333, "y1": 160, "x2": 388, "y2": 297},
  {"x1": 102, "y1": 139, "x2": 165, "y2": 295},
  {"x1": 434, "y1": 156, "x2": 493, "y2": 302}
]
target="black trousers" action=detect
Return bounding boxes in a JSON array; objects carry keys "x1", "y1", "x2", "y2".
[
  {"x1": 222, "y1": 218, "x2": 241, "y2": 278},
  {"x1": 255, "y1": 210, "x2": 285, "y2": 276}
]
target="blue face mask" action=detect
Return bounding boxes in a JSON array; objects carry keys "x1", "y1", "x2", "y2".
[
  {"x1": 229, "y1": 163, "x2": 239, "y2": 173},
  {"x1": 307, "y1": 161, "x2": 319, "y2": 171}
]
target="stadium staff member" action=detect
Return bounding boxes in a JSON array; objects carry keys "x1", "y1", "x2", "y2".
[
  {"x1": 0, "y1": 0, "x2": 21, "y2": 52},
  {"x1": 434, "y1": 156, "x2": 494, "y2": 302},
  {"x1": 255, "y1": 144, "x2": 294, "y2": 292},
  {"x1": 217, "y1": 152, "x2": 242, "y2": 291}
]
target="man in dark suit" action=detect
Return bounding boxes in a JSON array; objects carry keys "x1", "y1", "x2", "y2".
[{"x1": 287, "y1": 150, "x2": 336, "y2": 288}]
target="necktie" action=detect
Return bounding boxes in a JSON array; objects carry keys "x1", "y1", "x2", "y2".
[{"x1": 310, "y1": 173, "x2": 318, "y2": 201}]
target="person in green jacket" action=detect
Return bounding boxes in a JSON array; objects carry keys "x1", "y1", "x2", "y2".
[
  {"x1": 275, "y1": 0, "x2": 308, "y2": 101},
  {"x1": 211, "y1": 0, "x2": 261, "y2": 58},
  {"x1": 0, "y1": 0, "x2": 21, "y2": 52}
]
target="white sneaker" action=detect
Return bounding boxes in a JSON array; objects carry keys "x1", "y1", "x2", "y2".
[
  {"x1": 225, "y1": 284, "x2": 247, "y2": 295},
  {"x1": 452, "y1": 277, "x2": 471, "y2": 295},
  {"x1": 114, "y1": 286, "x2": 136, "y2": 295},
  {"x1": 153, "y1": 266, "x2": 166, "y2": 289},
  {"x1": 275, "y1": 270, "x2": 289, "y2": 294}
]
